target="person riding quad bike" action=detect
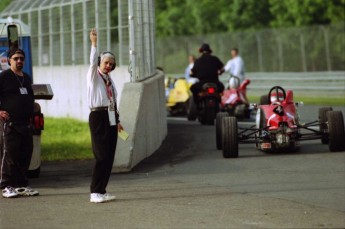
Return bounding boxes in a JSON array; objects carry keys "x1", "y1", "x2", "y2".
[
  {"x1": 187, "y1": 43, "x2": 224, "y2": 125},
  {"x1": 190, "y1": 43, "x2": 224, "y2": 105}
]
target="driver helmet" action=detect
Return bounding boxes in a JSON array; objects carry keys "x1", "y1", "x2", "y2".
[
  {"x1": 270, "y1": 92, "x2": 285, "y2": 103},
  {"x1": 229, "y1": 77, "x2": 240, "y2": 89}
]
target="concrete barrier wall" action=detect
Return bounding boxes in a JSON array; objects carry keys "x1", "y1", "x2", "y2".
[
  {"x1": 114, "y1": 71, "x2": 167, "y2": 172},
  {"x1": 33, "y1": 66, "x2": 167, "y2": 172}
]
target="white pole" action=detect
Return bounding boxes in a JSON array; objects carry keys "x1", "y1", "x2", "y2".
[
  {"x1": 38, "y1": 7, "x2": 42, "y2": 66},
  {"x1": 82, "y1": 0, "x2": 88, "y2": 65},
  {"x1": 118, "y1": 0, "x2": 123, "y2": 66},
  {"x1": 59, "y1": 6, "x2": 64, "y2": 66},
  {"x1": 95, "y1": 0, "x2": 99, "y2": 48},
  {"x1": 106, "y1": 0, "x2": 111, "y2": 51},
  {"x1": 129, "y1": 0, "x2": 136, "y2": 82},
  {"x1": 49, "y1": 7, "x2": 53, "y2": 66},
  {"x1": 71, "y1": 1, "x2": 75, "y2": 65}
]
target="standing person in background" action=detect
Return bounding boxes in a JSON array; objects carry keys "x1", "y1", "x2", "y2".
[
  {"x1": 87, "y1": 28, "x2": 124, "y2": 203},
  {"x1": 0, "y1": 48, "x2": 39, "y2": 198},
  {"x1": 224, "y1": 48, "x2": 245, "y2": 83},
  {"x1": 184, "y1": 55, "x2": 197, "y2": 83}
]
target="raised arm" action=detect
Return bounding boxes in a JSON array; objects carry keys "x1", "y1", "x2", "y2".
[
  {"x1": 87, "y1": 28, "x2": 99, "y2": 84},
  {"x1": 89, "y1": 28, "x2": 98, "y2": 66},
  {"x1": 90, "y1": 28, "x2": 97, "y2": 47}
]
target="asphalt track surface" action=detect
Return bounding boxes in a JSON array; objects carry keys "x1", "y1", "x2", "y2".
[{"x1": 0, "y1": 105, "x2": 344, "y2": 228}]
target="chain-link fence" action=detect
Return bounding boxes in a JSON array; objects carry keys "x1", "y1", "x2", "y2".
[
  {"x1": 0, "y1": 0, "x2": 157, "y2": 82},
  {"x1": 156, "y1": 23, "x2": 345, "y2": 74},
  {"x1": 0, "y1": 0, "x2": 119, "y2": 66}
]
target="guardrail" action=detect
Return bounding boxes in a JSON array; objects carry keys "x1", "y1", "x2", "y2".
[{"x1": 168, "y1": 71, "x2": 345, "y2": 92}]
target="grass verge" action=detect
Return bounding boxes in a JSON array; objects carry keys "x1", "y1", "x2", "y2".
[{"x1": 41, "y1": 117, "x2": 92, "y2": 161}]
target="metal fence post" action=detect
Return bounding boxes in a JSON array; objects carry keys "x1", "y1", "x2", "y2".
[
  {"x1": 82, "y1": 0, "x2": 88, "y2": 65},
  {"x1": 38, "y1": 7, "x2": 42, "y2": 66},
  {"x1": 128, "y1": 0, "x2": 136, "y2": 82},
  {"x1": 59, "y1": 5, "x2": 64, "y2": 66},
  {"x1": 95, "y1": 0, "x2": 99, "y2": 48},
  {"x1": 300, "y1": 34, "x2": 307, "y2": 72},
  {"x1": 276, "y1": 34, "x2": 284, "y2": 71},
  {"x1": 118, "y1": 0, "x2": 123, "y2": 66},
  {"x1": 106, "y1": 0, "x2": 111, "y2": 51},
  {"x1": 321, "y1": 26, "x2": 332, "y2": 71},
  {"x1": 71, "y1": 2, "x2": 75, "y2": 65},
  {"x1": 256, "y1": 33, "x2": 263, "y2": 72}
]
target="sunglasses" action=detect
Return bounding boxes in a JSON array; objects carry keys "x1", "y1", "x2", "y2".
[{"x1": 11, "y1": 57, "x2": 25, "y2": 61}]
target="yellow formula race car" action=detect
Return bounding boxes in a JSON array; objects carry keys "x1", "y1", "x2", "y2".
[{"x1": 166, "y1": 77, "x2": 191, "y2": 116}]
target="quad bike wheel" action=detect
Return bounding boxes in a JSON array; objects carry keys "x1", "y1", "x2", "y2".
[
  {"x1": 260, "y1": 95, "x2": 269, "y2": 105},
  {"x1": 187, "y1": 97, "x2": 197, "y2": 121},
  {"x1": 222, "y1": 117, "x2": 239, "y2": 158},
  {"x1": 205, "y1": 103, "x2": 216, "y2": 125},
  {"x1": 327, "y1": 111, "x2": 345, "y2": 152},
  {"x1": 318, "y1": 107, "x2": 332, "y2": 144},
  {"x1": 216, "y1": 112, "x2": 229, "y2": 150}
]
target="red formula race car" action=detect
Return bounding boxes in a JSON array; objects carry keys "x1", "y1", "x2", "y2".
[
  {"x1": 216, "y1": 86, "x2": 345, "y2": 158},
  {"x1": 220, "y1": 76, "x2": 251, "y2": 118}
]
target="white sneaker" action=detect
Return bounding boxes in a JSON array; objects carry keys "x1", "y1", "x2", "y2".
[
  {"x1": 104, "y1": 193, "x2": 116, "y2": 202},
  {"x1": 90, "y1": 193, "x2": 116, "y2": 203},
  {"x1": 90, "y1": 193, "x2": 106, "y2": 203},
  {"x1": 2, "y1": 186, "x2": 18, "y2": 198},
  {"x1": 15, "y1": 187, "x2": 39, "y2": 196}
]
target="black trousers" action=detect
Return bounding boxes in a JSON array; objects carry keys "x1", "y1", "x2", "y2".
[
  {"x1": 0, "y1": 120, "x2": 33, "y2": 189},
  {"x1": 89, "y1": 110, "x2": 118, "y2": 194}
]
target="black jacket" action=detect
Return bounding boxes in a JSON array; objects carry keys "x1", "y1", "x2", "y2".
[{"x1": 191, "y1": 53, "x2": 224, "y2": 82}]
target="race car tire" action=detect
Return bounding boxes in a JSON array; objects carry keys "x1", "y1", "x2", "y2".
[
  {"x1": 187, "y1": 98, "x2": 197, "y2": 121},
  {"x1": 327, "y1": 111, "x2": 345, "y2": 152},
  {"x1": 256, "y1": 108, "x2": 267, "y2": 148},
  {"x1": 319, "y1": 107, "x2": 332, "y2": 144},
  {"x1": 260, "y1": 95, "x2": 269, "y2": 105},
  {"x1": 216, "y1": 112, "x2": 229, "y2": 150},
  {"x1": 222, "y1": 117, "x2": 239, "y2": 158},
  {"x1": 234, "y1": 104, "x2": 246, "y2": 118},
  {"x1": 259, "y1": 108, "x2": 267, "y2": 129}
]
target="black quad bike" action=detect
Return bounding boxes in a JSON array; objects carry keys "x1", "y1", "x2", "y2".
[{"x1": 187, "y1": 83, "x2": 220, "y2": 125}]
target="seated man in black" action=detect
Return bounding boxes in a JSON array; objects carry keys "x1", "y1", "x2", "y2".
[{"x1": 190, "y1": 43, "x2": 224, "y2": 104}]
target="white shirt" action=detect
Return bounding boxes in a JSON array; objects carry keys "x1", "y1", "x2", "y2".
[
  {"x1": 184, "y1": 63, "x2": 194, "y2": 79},
  {"x1": 87, "y1": 46, "x2": 117, "y2": 109},
  {"x1": 224, "y1": 56, "x2": 245, "y2": 82}
]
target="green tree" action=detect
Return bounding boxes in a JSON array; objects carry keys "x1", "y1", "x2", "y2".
[
  {"x1": 219, "y1": 0, "x2": 273, "y2": 31},
  {"x1": 155, "y1": 0, "x2": 344, "y2": 37},
  {"x1": 0, "y1": 0, "x2": 11, "y2": 13},
  {"x1": 185, "y1": 0, "x2": 228, "y2": 34},
  {"x1": 156, "y1": 0, "x2": 196, "y2": 36},
  {"x1": 269, "y1": 0, "x2": 345, "y2": 27}
]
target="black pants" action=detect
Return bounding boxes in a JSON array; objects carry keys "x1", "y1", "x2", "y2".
[
  {"x1": 89, "y1": 110, "x2": 118, "y2": 194},
  {"x1": 190, "y1": 81, "x2": 225, "y2": 103},
  {"x1": 0, "y1": 120, "x2": 33, "y2": 189}
]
